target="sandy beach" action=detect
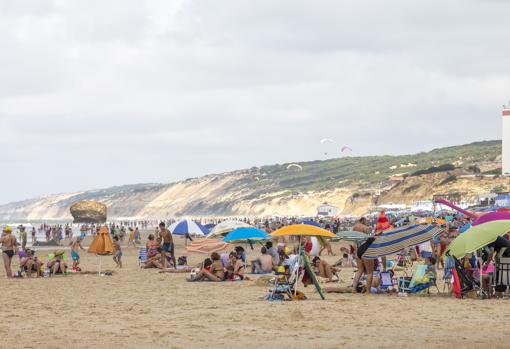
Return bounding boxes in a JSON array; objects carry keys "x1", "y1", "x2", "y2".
[{"x1": 0, "y1": 233, "x2": 509, "y2": 349}]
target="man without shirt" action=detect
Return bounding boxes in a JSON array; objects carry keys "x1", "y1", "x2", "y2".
[{"x1": 159, "y1": 222, "x2": 176, "y2": 269}]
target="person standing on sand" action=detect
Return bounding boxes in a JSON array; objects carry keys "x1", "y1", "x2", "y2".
[
  {"x1": 19, "y1": 225, "x2": 27, "y2": 251},
  {"x1": 113, "y1": 236, "x2": 123, "y2": 268},
  {"x1": 352, "y1": 217, "x2": 375, "y2": 294},
  {"x1": 70, "y1": 237, "x2": 85, "y2": 271},
  {"x1": 1, "y1": 226, "x2": 18, "y2": 278},
  {"x1": 159, "y1": 222, "x2": 176, "y2": 269}
]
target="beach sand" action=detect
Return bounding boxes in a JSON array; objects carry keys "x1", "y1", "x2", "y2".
[{"x1": 2, "y1": 234, "x2": 510, "y2": 349}]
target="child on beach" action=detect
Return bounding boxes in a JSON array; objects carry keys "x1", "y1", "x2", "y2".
[
  {"x1": 70, "y1": 237, "x2": 85, "y2": 271},
  {"x1": 113, "y1": 236, "x2": 122, "y2": 268},
  {"x1": 127, "y1": 228, "x2": 136, "y2": 248}
]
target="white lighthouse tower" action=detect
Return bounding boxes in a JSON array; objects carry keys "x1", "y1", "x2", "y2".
[{"x1": 503, "y1": 106, "x2": 510, "y2": 175}]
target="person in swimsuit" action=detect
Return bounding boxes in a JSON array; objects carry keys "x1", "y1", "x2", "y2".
[
  {"x1": 227, "y1": 252, "x2": 248, "y2": 281},
  {"x1": 146, "y1": 234, "x2": 159, "y2": 258},
  {"x1": 20, "y1": 249, "x2": 43, "y2": 277},
  {"x1": 159, "y1": 222, "x2": 176, "y2": 269},
  {"x1": 47, "y1": 250, "x2": 67, "y2": 276},
  {"x1": 190, "y1": 252, "x2": 225, "y2": 282},
  {"x1": 1, "y1": 226, "x2": 18, "y2": 278},
  {"x1": 70, "y1": 237, "x2": 85, "y2": 271},
  {"x1": 113, "y1": 236, "x2": 123, "y2": 268}
]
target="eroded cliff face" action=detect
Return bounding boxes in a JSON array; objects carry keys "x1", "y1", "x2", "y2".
[
  {"x1": 0, "y1": 171, "x2": 508, "y2": 220},
  {"x1": 0, "y1": 141, "x2": 505, "y2": 220}
]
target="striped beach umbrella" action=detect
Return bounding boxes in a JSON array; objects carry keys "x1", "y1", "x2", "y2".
[
  {"x1": 169, "y1": 220, "x2": 207, "y2": 237},
  {"x1": 335, "y1": 230, "x2": 368, "y2": 242},
  {"x1": 362, "y1": 224, "x2": 445, "y2": 259}
]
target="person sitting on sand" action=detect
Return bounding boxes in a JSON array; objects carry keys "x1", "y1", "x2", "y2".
[
  {"x1": 143, "y1": 247, "x2": 165, "y2": 269},
  {"x1": 312, "y1": 256, "x2": 340, "y2": 282},
  {"x1": 188, "y1": 252, "x2": 225, "y2": 282},
  {"x1": 1, "y1": 226, "x2": 18, "y2": 278},
  {"x1": 227, "y1": 252, "x2": 248, "y2": 281},
  {"x1": 20, "y1": 249, "x2": 43, "y2": 277},
  {"x1": 333, "y1": 247, "x2": 354, "y2": 268},
  {"x1": 266, "y1": 241, "x2": 280, "y2": 266},
  {"x1": 251, "y1": 247, "x2": 274, "y2": 274},
  {"x1": 70, "y1": 237, "x2": 85, "y2": 271},
  {"x1": 146, "y1": 234, "x2": 159, "y2": 258},
  {"x1": 235, "y1": 246, "x2": 246, "y2": 263},
  {"x1": 47, "y1": 250, "x2": 67, "y2": 276}
]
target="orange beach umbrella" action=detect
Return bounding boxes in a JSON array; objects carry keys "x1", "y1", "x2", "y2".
[
  {"x1": 270, "y1": 224, "x2": 336, "y2": 238},
  {"x1": 88, "y1": 226, "x2": 114, "y2": 255}
]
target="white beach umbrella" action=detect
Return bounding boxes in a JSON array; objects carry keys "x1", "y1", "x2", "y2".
[{"x1": 206, "y1": 220, "x2": 253, "y2": 238}]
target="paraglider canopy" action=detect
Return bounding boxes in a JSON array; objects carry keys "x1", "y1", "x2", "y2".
[{"x1": 287, "y1": 163, "x2": 303, "y2": 171}]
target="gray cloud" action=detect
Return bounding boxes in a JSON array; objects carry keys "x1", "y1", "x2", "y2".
[{"x1": 0, "y1": 0, "x2": 509, "y2": 203}]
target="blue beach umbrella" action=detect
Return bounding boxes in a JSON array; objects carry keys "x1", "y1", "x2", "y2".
[
  {"x1": 223, "y1": 227, "x2": 270, "y2": 243},
  {"x1": 203, "y1": 224, "x2": 216, "y2": 233},
  {"x1": 301, "y1": 220, "x2": 321, "y2": 227},
  {"x1": 169, "y1": 220, "x2": 207, "y2": 237}
]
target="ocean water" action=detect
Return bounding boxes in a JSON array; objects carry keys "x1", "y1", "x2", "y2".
[{"x1": 0, "y1": 221, "x2": 82, "y2": 244}]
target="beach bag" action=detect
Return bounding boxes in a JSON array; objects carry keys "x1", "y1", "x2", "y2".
[{"x1": 187, "y1": 268, "x2": 200, "y2": 281}]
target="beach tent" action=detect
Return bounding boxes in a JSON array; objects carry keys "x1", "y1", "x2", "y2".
[
  {"x1": 207, "y1": 220, "x2": 253, "y2": 238},
  {"x1": 88, "y1": 226, "x2": 114, "y2": 275},
  {"x1": 362, "y1": 224, "x2": 445, "y2": 259},
  {"x1": 169, "y1": 220, "x2": 207, "y2": 237}
]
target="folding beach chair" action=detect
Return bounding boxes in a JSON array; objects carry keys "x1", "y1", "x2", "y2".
[
  {"x1": 494, "y1": 257, "x2": 510, "y2": 298},
  {"x1": 442, "y1": 256, "x2": 455, "y2": 293},
  {"x1": 379, "y1": 271, "x2": 395, "y2": 291},
  {"x1": 398, "y1": 265, "x2": 434, "y2": 294},
  {"x1": 138, "y1": 247, "x2": 148, "y2": 267},
  {"x1": 267, "y1": 256, "x2": 300, "y2": 301}
]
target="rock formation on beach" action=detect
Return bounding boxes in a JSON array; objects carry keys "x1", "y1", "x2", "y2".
[
  {"x1": 0, "y1": 140, "x2": 506, "y2": 220},
  {"x1": 70, "y1": 201, "x2": 107, "y2": 223}
]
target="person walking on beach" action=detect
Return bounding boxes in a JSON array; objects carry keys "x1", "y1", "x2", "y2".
[
  {"x1": 1, "y1": 226, "x2": 18, "y2": 278},
  {"x1": 70, "y1": 237, "x2": 85, "y2": 271},
  {"x1": 113, "y1": 236, "x2": 123, "y2": 268},
  {"x1": 19, "y1": 225, "x2": 27, "y2": 251},
  {"x1": 159, "y1": 222, "x2": 176, "y2": 269}
]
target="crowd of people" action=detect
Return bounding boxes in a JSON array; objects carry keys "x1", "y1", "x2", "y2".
[{"x1": 2, "y1": 210, "x2": 510, "y2": 300}]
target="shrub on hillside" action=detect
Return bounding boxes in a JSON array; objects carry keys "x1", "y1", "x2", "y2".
[{"x1": 411, "y1": 164, "x2": 455, "y2": 176}]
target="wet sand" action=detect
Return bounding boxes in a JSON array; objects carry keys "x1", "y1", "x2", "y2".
[{"x1": 1, "y1": 234, "x2": 510, "y2": 349}]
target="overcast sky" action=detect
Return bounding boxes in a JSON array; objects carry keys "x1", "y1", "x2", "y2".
[{"x1": 1, "y1": 0, "x2": 509, "y2": 204}]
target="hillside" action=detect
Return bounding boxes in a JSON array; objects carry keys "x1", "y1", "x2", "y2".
[{"x1": 0, "y1": 140, "x2": 507, "y2": 220}]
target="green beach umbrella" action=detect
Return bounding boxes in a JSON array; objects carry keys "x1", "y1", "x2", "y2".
[{"x1": 445, "y1": 220, "x2": 510, "y2": 259}]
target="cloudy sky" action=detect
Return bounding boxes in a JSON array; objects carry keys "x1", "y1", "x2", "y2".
[{"x1": 1, "y1": 0, "x2": 509, "y2": 203}]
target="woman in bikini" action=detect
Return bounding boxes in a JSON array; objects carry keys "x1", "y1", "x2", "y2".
[
  {"x1": 1, "y1": 226, "x2": 18, "y2": 278},
  {"x1": 192, "y1": 252, "x2": 225, "y2": 282},
  {"x1": 227, "y1": 252, "x2": 248, "y2": 281}
]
